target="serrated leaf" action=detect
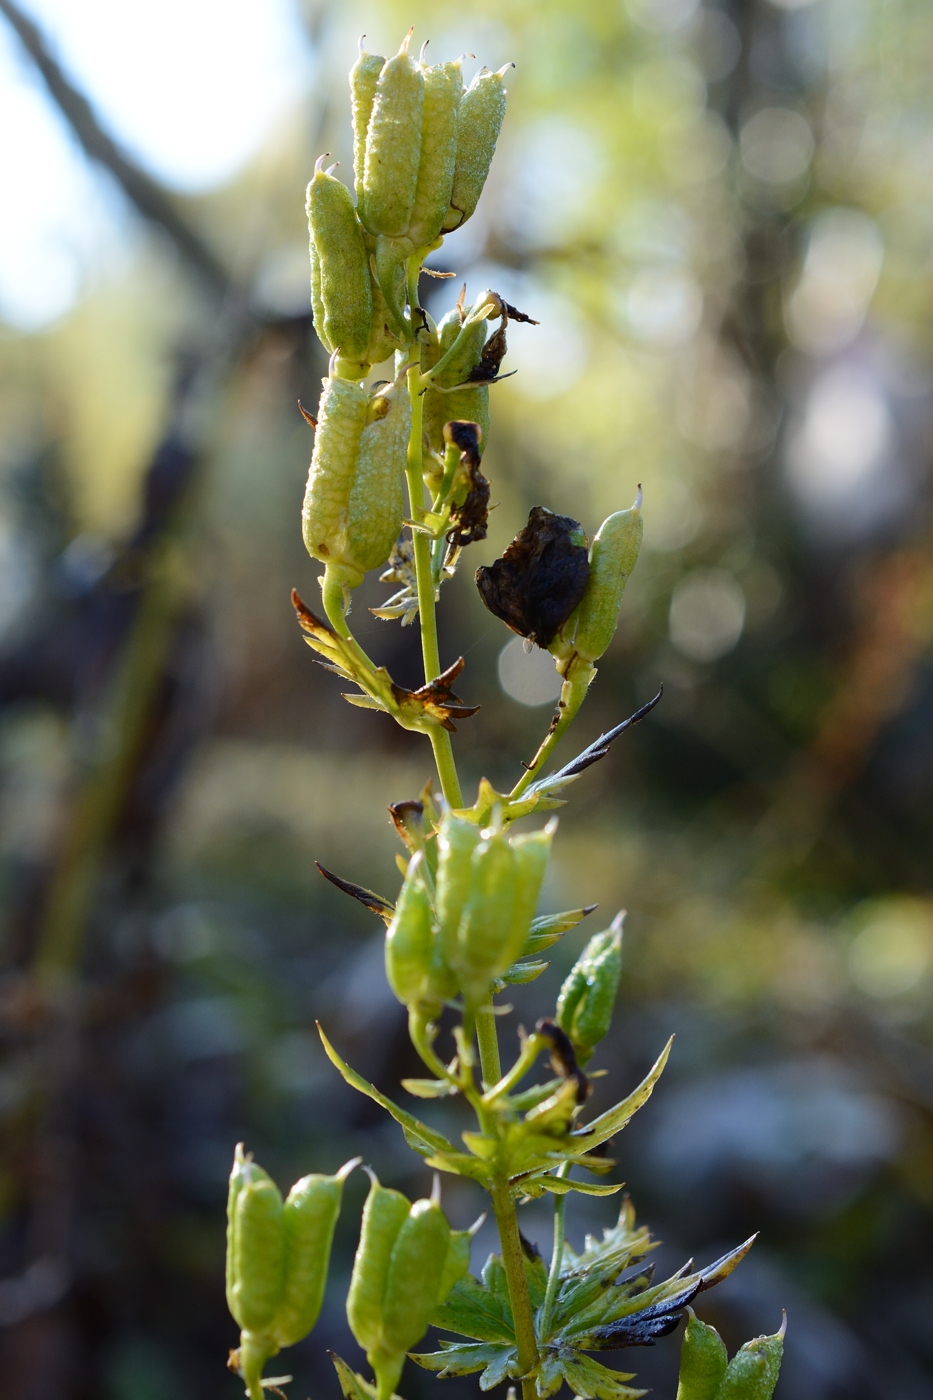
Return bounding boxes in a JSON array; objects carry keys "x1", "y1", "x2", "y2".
[
  {"x1": 401, "y1": 1078, "x2": 458, "y2": 1098},
  {"x1": 433, "y1": 1274, "x2": 515, "y2": 1343},
  {"x1": 535, "y1": 1348, "x2": 565, "y2": 1398},
  {"x1": 410, "y1": 1342, "x2": 514, "y2": 1380},
  {"x1": 558, "y1": 1352, "x2": 645, "y2": 1400},
  {"x1": 480, "y1": 1347, "x2": 521, "y2": 1390},
  {"x1": 482, "y1": 1253, "x2": 512, "y2": 1311},
  {"x1": 573, "y1": 1039, "x2": 673, "y2": 1154},
  {"x1": 523, "y1": 1248, "x2": 549, "y2": 1309},
  {"x1": 318, "y1": 1024, "x2": 456, "y2": 1157}
]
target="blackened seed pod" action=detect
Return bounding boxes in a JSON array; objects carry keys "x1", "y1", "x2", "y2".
[
  {"x1": 380, "y1": 1192, "x2": 450, "y2": 1354},
  {"x1": 346, "y1": 1173, "x2": 410, "y2": 1356},
  {"x1": 565, "y1": 496, "x2": 643, "y2": 664},
  {"x1": 716, "y1": 1325, "x2": 785, "y2": 1400},
  {"x1": 272, "y1": 1158, "x2": 359, "y2": 1348},
  {"x1": 407, "y1": 59, "x2": 463, "y2": 249},
  {"x1": 336, "y1": 378, "x2": 411, "y2": 585},
  {"x1": 228, "y1": 1158, "x2": 286, "y2": 1335},
  {"x1": 675, "y1": 1309, "x2": 728, "y2": 1400},
  {"x1": 444, "y1": 65, "x2": 510, "y2": 232},
  {"x1": 434, "y1": 813, "x2": 482, "y2": 972},
  {"x1": 306, "y1": 163, "x2": 373, "y2": 375},
  {"x1": 456, "y1": 829, "x2": 517, "y2": 1006},
  {"x1": 385, "y1": 853, "x2": 435, "y2": 1008},
  {"x1": 556, "y1": 914, "x2": 624, "y2": 1065},
  {"x1": 422, "y1": 308, "x2": 490, "y2": 458},
  {"x1": 351, "y1": 44, "x2": 385, "y2": 217},
  {"x1": 500, "y1": 825, "x2": 553, "y2": 972},
  {"x1": 301, "y1": 374, "x2": 369, "y2": 568},
  {"x1": 362, "y1": 30, "x2": 425, "y2": 237}
]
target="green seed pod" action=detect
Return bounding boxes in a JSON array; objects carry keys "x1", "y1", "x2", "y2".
[
  {"x1": 385, "y1": 852, "x2": 435, "y2": 1009},
  {"x1": 351, "y1": 44, "x2": 385, "y2": 217},
  {"x1": 559, "y1": 495, "x2": 643, "y2": 664},
  {"x1": 501, "y1": 823, "x2": 554, "y2": 970},
  {"x1": 444, "y1": 65, "x2": 510, "y2": 232},
  {"x1": 373, "y1": 234, "x2": 414, "y2": 340},
  {"x1": 301, "y1": 374, "x2": 369, "y2": 569},
  {"x1": 455, "y1": 828, "x2": 517, "y2": 1006},
  {"x1": 676, "y1": 1310, "x2": 728, "y2": 1400},
  {"x1": 226, "y1": 1143, "x2": 250, "y2": 1318},
  {"x1": 306, "y1": 161, "x2": 373, "y2": 375},
  {"x1": 555, "y1": 913, "x2": 624, "y2": 1065},
  {"x1": 434, "y1": 813, "x2": 482, "y2": 971},
  {"x1": 407, "y1": 59, "x2": 463, "y2": 249},
  {"x1": 272, "y1": 1157, "x2": 359, "y2": 1348},
  {"x1": 380, "y1": 1193, "x2": 450, "y2": 1354},
  {"x1": 347, "y1": 1173, "x2": 410, "y2": 1357},
  {"x1": 422, "y1": 308, "x2": 490, "y2": 458},
  {"x1": 227, "y1": 1155, "x2": 285, "y2": 1336},
  {"x1": 437, "y1": 1228, "x2": 472, "y2": 1304},
  {"x1": 716, "y1": 1323, "x2": 785, "y2": 1400},
  {"x1": 362, "y1": 30, "x2": 424, "y2": 238},
  {"x1": 337, "y1": 378, "x2": 411, "y2": 584},
  {"x1": 309, "y1": 234, "x2": 329, "y2": 353},
  {"x1": 363, "y1": 231, "x2": 402, "y2": 364}
]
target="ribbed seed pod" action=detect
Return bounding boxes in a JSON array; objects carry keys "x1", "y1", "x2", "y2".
[
  {"x1": 364, "y1": 231, "x2": 401, "y2": 364},
  {"x1": 380, "y1": 1196, "x2": 450, "y2": 1354},
  {"x1": 272, "y1": 1159, "x2": 357, "y2": 1348},
  {"x1": 226, "y1": 1143, "x2": 250, "y2": 1317},
  {"x1": 227, "y1": 1159, "x2": 285, "y2": 1335},
  {"x1": 444, "y1": 65, "x2": 510, "y2": 232},
  {"x1": 362, "y1": 31, "x2": 425, "y2": 237},
  {"x1": 422, "y1": 308, "x2": 490, "y2": 457},
  {"x1": 337, "y1": 378, "x2": 411, "y2": 584},
  {"x1": 455, "y1": 829, "x2": 517, "y2": 1006},
  {"x1": 407, "y1": 60, "x2": 463, "y2": 249},
  {"x1": 347, "y1": 1174, "x2": 410, "y2": 1356},
  {"x1": 306, "y1": 165, "x2": 373, "y2": 375},
  {"x1": 302, "y1": 375, "x2": 369, "y2": 568},
  {"x1": 309, "y1": 235, "x2": 329, "y2": 353},
  {"x1": 501, "y1": 825, "x2": 553, "y2": 970},
  {"x1": 716, "y1": 1327, "x2": 785, "y2": 1400},
  {"x1": 385, "y1": 853, "x2": 435, "y2": 1008},
  {"x1": 434, "y1": 813, "x2": 483, "y2": 972},
  {"x1": 351, "y1": 46, "x2": 385, "y2": 217},
  {"x1": 563, "y1": 498, "x2": 643, "y2": 664},
  {"x1": 555, "y1": 915, "x2": 623, "y2": 1065},
  {"x1": 676, "y1": 1310, "x2": 728, "y2": 1400}
]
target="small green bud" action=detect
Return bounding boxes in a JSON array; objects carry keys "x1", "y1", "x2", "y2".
[
  {"x1": 422, "y1": 308, "x2": 490, "y2": 458},
  {"x1": 347, "y1": 1173, "x2": 411, "y2": 1357},
  {"x1": 350, "y1": 44, "x2": 385, "y2": 217},
  {"x1": 455, "y1": 827, "x2": 517, "y2": 1007},
  {"x1": 227, "y1": 1149, "x2": 285, "y2": 1336},
  {"x1": 385, "y1": 853, "x2": 436, "y2": 1009},
  {"x1": 272, "y1": 1157, "x2": 359, "y2": 1348},
  {"x1": 407, "y1": 59, "x2": 463, "y2": 249},
  {"x1": 362, "y1": 30, "x2": 425, "y2": 238},
  {"x1": 307, "y1": 160, "x2": 373, "y2": 375},
  {"x1": 558, "y1": 494, "x2": 643, "y2": 664},
  {"x1": 555, "y1": 913, "x2": 624, "y2": 1065},
  {"x1": 676, "y1": 1310, "x2": 728, "y2": 1400},
  {"x1": 444, "y1": 65, "x2": 510, "y2": 231},
  {"x1": 434, "y1": 813, "x2": 483, "y2": 973},
  {"x1": 715, "y1": 1321, "x2": 785, "y2": 1400},
  {"x1": 301, "y1": 373, "x2": 369, "y2": 569}
]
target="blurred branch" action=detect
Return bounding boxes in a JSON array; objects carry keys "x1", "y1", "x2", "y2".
[{"x1": 0, "y1": 0, "x2": 235, "y2": 301}]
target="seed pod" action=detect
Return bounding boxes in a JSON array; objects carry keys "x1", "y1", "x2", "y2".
[
  {"x1": 501, "y1": 824, "x2": 553, "y2": 970},
  {"x1": 351, "y1": 45, "x2": 385, "y2": 216},
  {"x1": 434, "y1": 813, "x2": 482, "y2": 972},
  {"x1": 455, "y1": 828, "x2": 517, "y2": 1006},
  {"x1": 363, "y1": 231, "x2": 402, "y2": 364},
  {"x1": 555, "y1": 913, "x2": 624, "y2": 1065},
  {"x1": 306, "y1": 162, "x2": 373, "y2": 375},
  {"x1": 444, "y1": 65, "x2": 510, "y2": 232},
  {"x1": 227, "y1": 1156, "x2": 285, "y2": 1336},
  {"x1": 559, "y1": 497, "x2": 643, "y2": 664},
  {"x1": 676, "y1": 1310, "x2": 728, "y2": 1400},
  {"x1": 226, "y1": 1143, "x2": 250, "y2": 1318},
  {"x1": 422, "y1": 307, "x2": 490, "y2": 458},
  {"x1": 716, "y1": 1323, "x2": 785, "y2": 1400},
  {"x1": 373, "y1": 234, "x2": 414, "y2": 340},
  {"x1": 407, "y1": 59, "x2": 463, "y2": 249},
  {"x1": 362, "y1": 31, "x2": 425, "y2": 237},
  {"x1": 301, "y1": 374, "x2": 369, "y2": 568},
  {"x1": 347, "y1": 1173, "x2": 410, "y2": 1357},
  {"x1": 437, "y1": 1228, "x2": 472, "y2": 1303},
  {"x1": 385, "y1": 853, "x2": 435, "y2": 1009},
  {"x1": 338, "y1": 378, "x2": 411, "y2": 584},
  {"x1": 380, "y1": 1194, "x2": 450, "y2": 1354},
  {"x1": 272, "y1": 1158, "x2": 358, "y2": 1348}
]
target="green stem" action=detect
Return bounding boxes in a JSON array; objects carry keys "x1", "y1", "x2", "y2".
[
  {"x1": 321, "y1": 564, "x2": 379, "y2": 673},
  {"x1": 539, "y1": 1163, "x2": 570, "y2": 1341},
  {"x1": 509, "y1": 662, "x2": 594, "y2": 800},
  {"x1": 490, "y1": 1178, "x2": 540, "y2": 1400},
  {"x1": 475, "y1": 1001, "x2": 502, "y2": 1087}
]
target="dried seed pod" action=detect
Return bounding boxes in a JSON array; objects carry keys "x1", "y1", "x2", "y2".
[
  {"x1": 272, "y1": 1158, "x2": 358, "y2": 1348},
  {"x1": 407, "y1": 59, "x2": 463, "y2": 249},
  {"x1": 338, "y1": 378, "x2": 412, "y2": 584},
  {"x1": 475, "y1": 506, "x2": 591, "y2": 647},
  {"x1": 350, "y1": 44, "x2": 385, "y2": 216},
  {"x1": 716, "y1": 1323, "x2": 785, "y2": 1400},
  {"x1": 434, "y1": 812, "x2": 483, "y2": 972},
  {"x1": 555, "y1": 914, "x2": 624, "y2": 1065},
  {"x1": 301, "y1": 374, "x2": 369, "y2": 568},
  {"x1": 676, "y1": 1309, "x2": 728, "y2": 1400},
  {"x1": 385, "y1": 852, "x2": 436, "y2": 1010},
  {"x1": 306, "y1": 162, "x2": 373, "y2": 375},
  {"x1": 444, "y1": 65, "x2": 510, "y2": 231},
  {"x1": 455, "y1": 827, "x2": 517, "y2": 1007},
  {"x1": 422, "y1": 307, "x2": 490, "y2": 457},
  {"x1": 557, "y1": 496, "x2": 643, "y2": 664},
  {"x1": 362, "y1": 30, "x2": 425, "y2": 237},
  {"x1": 227, "y1": 1152, "x2": 285, "y2": 1336}
]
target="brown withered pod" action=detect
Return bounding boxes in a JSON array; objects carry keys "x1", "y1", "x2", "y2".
[{"x1": 475, "y1": 505, "x2": 590, "y2": 648}]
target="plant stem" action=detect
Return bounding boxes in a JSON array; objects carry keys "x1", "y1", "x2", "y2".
[
  {"x1": 509, "y1": 663, "x2": 593, "y2": 800},
  {"x1": 539, "y1": 1164, "x2": 570, "y2": 1341}
]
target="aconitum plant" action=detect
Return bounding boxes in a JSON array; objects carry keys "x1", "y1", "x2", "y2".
[{"x1": 225, "y1": 31, "x2": 786, "y2": 1400}]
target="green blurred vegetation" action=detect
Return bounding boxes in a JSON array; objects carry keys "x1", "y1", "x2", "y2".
[{"x1": 1, "y1": 0, "x2": 933, "y2": 1397}]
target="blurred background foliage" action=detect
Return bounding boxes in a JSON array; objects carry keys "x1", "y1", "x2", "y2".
[{"x1": 0, "y1": 0, "x2": 932, "y2": 1396}]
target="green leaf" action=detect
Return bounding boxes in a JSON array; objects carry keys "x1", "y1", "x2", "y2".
[
  {"x1": 523, "y1": 1247, "x2": 549, "y2": 1309},
  {"x1": 558, "y1": 1352, "x2": 645, "y2": 1400},
  {"x1": 524, "y1": 906, "x2": 597, "y2": 954},
  {"x1": 410, "y1": 1342, "x2": 515, "y2": 1381},
  {"x1": 424, "y1": 1150, "x2": 495, "y2": 1184},
  {"x1": 535, "y1": 1348, "x2": 565, "y2": 1398},
  {"x1": 520, "y1": 1175, "x2": 625, "y2": 1200},
  {"x1": 574, "y1": 1038, "x2": 673, "y2": 1154},
  {"x1": 432, "y1": 1274, "x2": 515, "y2": 1343},
  {"x1": 400, "y1": 1077, "x2": 458, "y2": 1098},
  {"x1": 330, "y1": 1354, "x2": 404, "y2": 1400},
  {"x1": 318, "y1": 1024, "x2": 456, "y2": 1157},
  {"x1": 480, "y1": 1346, "x2": 521, "y2": 1390},
  {"x1": 481, "y1": 1252, "x2": 512, "y2": 1312},
  {"x1": 499, "y1": 958, "x2": 550, "y2": 985}
]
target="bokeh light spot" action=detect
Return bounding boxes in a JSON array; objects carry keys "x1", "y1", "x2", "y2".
[{"x1": 498, "y1": 636, "x2": 563, "y2": 706}]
